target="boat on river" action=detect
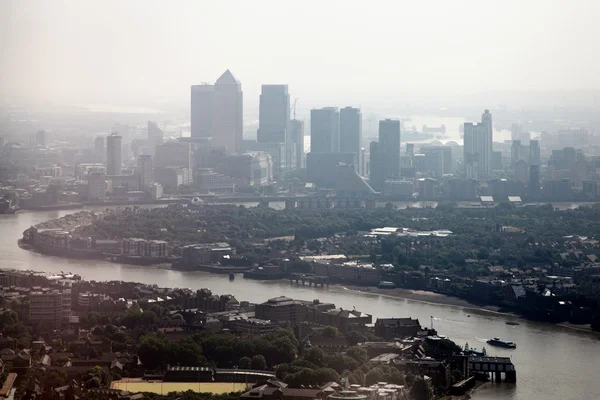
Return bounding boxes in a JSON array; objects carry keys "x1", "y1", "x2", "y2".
[{"x1": 487, "y1": 337, "x2": 517, "y2": 348}]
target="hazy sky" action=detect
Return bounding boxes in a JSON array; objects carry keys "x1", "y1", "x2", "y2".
[{"x1": 1, "y1": 0, "x2": 599, "y2": 110}]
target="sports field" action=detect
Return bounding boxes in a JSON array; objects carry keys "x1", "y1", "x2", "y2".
[{"x1": 110, "y1": 379, "x2": 251, "y2": 394}]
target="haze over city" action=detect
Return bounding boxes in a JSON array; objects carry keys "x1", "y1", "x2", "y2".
[
  {"x1": 2, "y1": 0, "x2": 600, "y2": 111},
  {"x1": 2, "y1": 2, "x2": 600, "y2": 400}
]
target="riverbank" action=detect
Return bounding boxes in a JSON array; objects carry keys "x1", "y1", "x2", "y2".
[{"x1": 350, "y1": 286, "x2": 503, "y2": 312}]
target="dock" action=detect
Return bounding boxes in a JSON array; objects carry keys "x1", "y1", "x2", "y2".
[
  {"x1": 468, "y1": 356, "x2": 516, "y2": 383},
  {"x1": 290, "y1": 273, "x2": 329, "y2": 287}
]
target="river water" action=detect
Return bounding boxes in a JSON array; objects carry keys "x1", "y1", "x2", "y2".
[{"x1": 1, "y1": 209, "x2": 599, "y2": 400}]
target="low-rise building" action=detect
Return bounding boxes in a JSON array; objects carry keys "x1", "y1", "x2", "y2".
[
  {"x1": 375, "y1": 318, "x2": 422, "y2": 340},
  {"x1": 29, "y1": 289, "x2": 71, "y2": 331}
]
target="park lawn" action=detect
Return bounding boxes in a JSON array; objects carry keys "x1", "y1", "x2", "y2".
[{"x1": 110, "y1": 380, "x2": 251, "y2": 394}]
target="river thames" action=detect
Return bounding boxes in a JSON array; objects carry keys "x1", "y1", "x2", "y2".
[{"x1": 1, "y1": 208, "x2": 599, "y2": 400}]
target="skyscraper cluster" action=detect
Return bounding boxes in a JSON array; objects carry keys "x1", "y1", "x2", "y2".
[{"x1": 306, "y1": 106, "x2": 365, "y2": 188}]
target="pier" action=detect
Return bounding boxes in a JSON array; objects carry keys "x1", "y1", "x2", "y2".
[
  {"x1": 468, "y1": 356, "x2": 516, "y2": 383},
  {"x1": 290, "y1": 273, "x2": 329, "y2": 287}
]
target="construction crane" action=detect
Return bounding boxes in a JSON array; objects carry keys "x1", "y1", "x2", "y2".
[{"x1": 290, "y1": 97, "x2": 299, "y2": 120}]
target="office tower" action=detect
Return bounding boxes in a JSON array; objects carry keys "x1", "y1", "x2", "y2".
[
  {"x1": 155, "y1": 141, "x2": 193, "y2": 170},
  {"x1": 511, "y1": 123, "x2": 523, "y2": 142},
  {"x1": 214, "y1": 70, "x2": 243, "y2": 154},
  {"x1": 137, "y1": 154, "x2": 154, "y2": 188},
  {"x1": 310, "y1": 107, "x2": 340, "y2": 153},
  {"x1": 515, "y1": 160, "x2": 529, "y2": 183},
  {"x1": 106, "y1": 133, "x2": 122, "y2": 175},
  {"x1": 190, "y1": 70, "x2": 243, "y2": 154},
  {"x1": 463, "y1": 109, "x2": 493, "y2": 177},
  {"x1": 423, "y1": 149, "x2": 445, "y2": 178},
  {"x1": 256, "y1": 84, "x2": 290, "y2": 176},
  {"x1": 290, "y1": 119, "x2": 305, "y2": 169},
  {"x1": 378, "y1": 119, "x2": 401, "y2": 178},
  {"x1": 511, "y1": 140, "x2": 522, "y2": 166},
  {"x1": 87, "y1": 173, "x2": 106, "y2": 201},
  {"x1": 530, "y1": 140, "x2": 540, "y2": 165},
  {"x1": 406, "y1": 143, "x2": 415, "y2": 155},
  {"x1": 148, "y1": 121, "x2": 164, "y2": 153},
  {"x1": 35, "y1": 130, "x2": 46, "y2": 146},
  {"x1": 258, "y1": 85, "x2": 290, "y2": 144},
  {"x1": 29, "y1": 289, "x2": 71, "y2": 331},
  {"x1": 339, "y1": 107, "x2": 362, "y2": 173},
  {"x1": 93, "y1": 136, "x2": 105, "y2": 163},
  {"x1": 369, "y1": 142, "x2": 384, "y2": 190},
  {"x1": 528, "y1": 164, "x2": 540, "y2": 199},
  {"x1": 420, "y1": 145, "x2": 452, "y2": 175},
  {"x1": 191, "y1": 84, "x2": 215, "y2": 138},
  {"x1": 492, "y1": 151, "x2": 502, "y2": 171}
]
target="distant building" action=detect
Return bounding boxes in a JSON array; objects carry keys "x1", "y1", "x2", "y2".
[
  {"x1": 215, "y1": 152, "x2": 273, "y2": 187},
  {"x1": 243, "y1": 141, "x2": 285, "y2": 180},
  {"x1": 335, "y1": 163, "x2": 376, "y2": 198},
  {"x1": 148, "y1": 121, "x2": 164, "y2": 153},
  {"x1": 306, "y1": 152, "x2": 357, "y2": 187},
  {"x1": 492, "y1": 150, "x2": 502, "y2": 171},
  {"x1": 384, "y1": 180, "x2": 415, "y2": 198},
  {"x1": 194, "y1": 169, "x2": 236, "y2": 192},
  {"x1": 106, "y1": 134, "x2": 122, "y2": 176},
  {"x1": 191, "y1": 70, "x2": 243, "y2": 154},
  {"x1": 370, "y1": 119, "x2": 401, "y2": 190},
  {"x1": 214, "y1": 70, "x2": 243, "y2": 154},
  {"x1": 514, "y1": 160, "x2": 529, "y2": 183},
  {"x1": 155, "y1": 141, "x2": 193, "y2": 170},
  {"x1": 443, "y1": 179, "x2": 478, "y2": 200},
  {"x1": 464, "y1": 110, "x2": 493, "y2": 177},
  {"x1": 191, "y1": 84, "x2": 215, "y2": 139},
  {"x1": 155, "y1": 166, "x2": 193, "y2": 192},
  {"x1": 258, "y1": 84, "x2": 290, "y2": 144},
  {"x1": 289, "y1": 119, "x2": 305, "y2": 169},
  {"x1": 137, "y1": 154, "x2": 154, "y2": 188},
  {"x1": 339, "y1": 107, "x2": 362, "y2": 173},
  {"x1": 310, "y1": 107, "x2": 340, "y2": 153},
  {"x1": 87, "y1": 173, "x2": 106, "y2": 201},
  {"x1": 93, "y1": 136, "x2": 105, "y2": 163},
  {"x1": 528, "y1": 164, "x2": 540, "y2": 199},
  {"x1": 529, "y1": 140, "x2": 540, "y2": 165},
  {"x1": 35, "y1": 130, "x2": 46, "y2": 147}
]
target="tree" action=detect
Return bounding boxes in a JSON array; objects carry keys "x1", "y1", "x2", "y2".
[
  {"x1": 345, "y1": 331, "x2": 367, "y2": 347},
  {"x1": 346, "y1": 346, "x2": 368, "y2": 364},
  {"x1": 327, "y1": 354, "x2": 359, "y2": 374},
  {"x1": 314, "y1": 368, "x2": 339, "y2": 384},
  {"x1": 303, "y1": 347, "x2": 326, "y2": 367},
  {"x1": 321, "y1": 326, "x2": 340, "y2": 338},
  {"x1": 238, "y1": 357, "x2": 252, "y2": 369},
  {"x1": 137, "y1": 334, "x2": 167, "y2": 370},
  {"x1": 251, "y1": 355, "x2": 267, "y2": 370},
  {"x1": 409, "y1": 377, "x2": 432, "y2": 400},
  {"x1": 365, "y1": 368, "x2": 385, "y2": 385}
]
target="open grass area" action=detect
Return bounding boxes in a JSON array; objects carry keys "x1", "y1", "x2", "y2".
[{"x1": 110, "y1": 380, "x2": 251, "y2": 395}]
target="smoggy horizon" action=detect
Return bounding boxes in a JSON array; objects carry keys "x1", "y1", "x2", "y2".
[{"x1": 2, "y1": 1, "x2": 600, "y2": 111}]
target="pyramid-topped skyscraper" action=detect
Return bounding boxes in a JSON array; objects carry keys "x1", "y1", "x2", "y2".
[{"x1": 191, "y1": 70, "x2": 243, "y2": 154}]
